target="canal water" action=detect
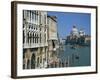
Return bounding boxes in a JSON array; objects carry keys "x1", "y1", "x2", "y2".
[{"x1": 57, "y1": 44, "x2": 91, "y2": 67}]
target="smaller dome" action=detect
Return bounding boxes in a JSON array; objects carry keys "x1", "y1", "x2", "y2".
[{"x1": 79, "y1": 29, "x2": 85, "y2": 36}]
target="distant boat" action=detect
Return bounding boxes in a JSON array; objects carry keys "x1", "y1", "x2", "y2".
[
  {"x1": 75, "y1": 56, "x2": 79, "y2": 59},
  {"x1": 75, "y1": 54, "x2": 80, "y2": 59},
  {"x1": 70, "y1": 46, "x2": 76, "y2": 49}
]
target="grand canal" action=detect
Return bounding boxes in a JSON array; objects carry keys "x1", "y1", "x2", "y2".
[{"x1": 56, "y1": 44, "x2": 91, "y2": 67}]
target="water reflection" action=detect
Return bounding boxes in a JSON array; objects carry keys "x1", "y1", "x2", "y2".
[{"x1": 57, "y1": 44, "x2": 91, "y2": 67}]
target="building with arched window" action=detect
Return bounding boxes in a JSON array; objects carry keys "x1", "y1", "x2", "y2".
[
  {"x1": 47, "y1": 16, "x2": 59, "y2": 66},
  {"x1": 23, "y1": 10, "x2": 48, "y2": 69}
]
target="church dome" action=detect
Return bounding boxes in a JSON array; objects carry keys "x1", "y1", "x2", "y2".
[{"x1": 70, "y1": 25, "x2": 79, "y2": 37}]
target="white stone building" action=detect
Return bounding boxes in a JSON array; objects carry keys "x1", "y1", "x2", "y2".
[
  {"x1": 23, "y1": 10, "x2": 48, "y2": 69},
  {"x1": 70, "y1": 25, "x2": 79, "y2": 37}
]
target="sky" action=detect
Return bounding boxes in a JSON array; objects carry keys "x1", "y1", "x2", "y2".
[{"x1": 48, "y1": 11, "x2": 91, "y2": 39}]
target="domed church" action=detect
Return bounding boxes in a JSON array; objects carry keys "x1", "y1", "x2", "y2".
[{"x1": 70, "y1": 25, "x2": 79, "y2": 37}]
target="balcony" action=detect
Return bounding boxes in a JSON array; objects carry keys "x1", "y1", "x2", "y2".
[{"x1": 23, "y1": 43, "x2": 48, "y2": 48}]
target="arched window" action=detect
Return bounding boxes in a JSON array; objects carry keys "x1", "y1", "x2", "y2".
[
  {"x1": 30, "y1": 32, "x2": 32, "y2": 43},
  {"x1": 27, "y1": 32, "x2": 30, "y2": 43},
  {"x1": 23, "y1": 30, "x2": 25, "y2": 43},
  {"x1": 40, "y1": 33, "x2": 41, "y2": 43},
  {"x1": 37, "y1": 34, "x2": 39, "y2": 43},
  {"x1": 35, "y1": 34, "x2": 37, "y2": 43},
  {"x1": 37, "y1": 57, "x2": 39, "y2": 67},
  {"x1": 35, "y1": 33, "x2": 37, "y2": 43},
  {"x1": 31, "y1": 24, "x2": 33, "y2": 29},
  {"x1": 33, "y1": 33, "x2": 34, "y2": 43},
  {"x1": 31, "y1": 53, "x2": 35, "y2": 69},
  {"x1": 29, "y1": 24, "x2": 31, "y2": 29}
]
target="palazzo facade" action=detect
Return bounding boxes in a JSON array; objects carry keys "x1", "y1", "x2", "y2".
[
  {"x1": 23, "y1": 10, "x2": 59, "y2": 69},
  {"x1": 23, "y1": 10, "x2": 48, "y2": 69}
]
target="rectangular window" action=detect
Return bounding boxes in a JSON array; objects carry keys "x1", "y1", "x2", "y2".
[
  {"x1": 30, "y1": 11, "x2": 31, "y2": 21},
  {"x1": 44, "y1": 15, "x2": 46, "y2": 25},
  {"x1": 44, "y1": 34, "x2": 46, "y2": 43},
  {"x1": 40, "y1": 33, "x2": 41, "y2": 43},
  {"x1": 40, "y1": 14, "x2": 41, "y2": 25},
  {"x1": 32, "y1": 12, "x2": 34, "y2": 20},
  {"x1": 33, "y1": 33, "x2": 34, "y2": 43},
  {"x1": 26, "y1": 10, "x2": 29, "y2": 17},
  {"x1": 23, "y1": 10, "x2": 24, "y2": 20},
  {"x1": 23, "y1": 31, "x2": 25, "y2": 43}
]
